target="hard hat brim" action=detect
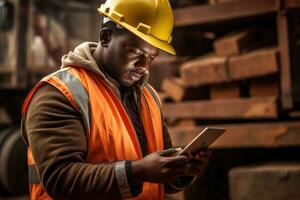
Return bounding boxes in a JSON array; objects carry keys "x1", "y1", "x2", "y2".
[{"x1": 98, "y1": 8, "x2": 176, "y2": 55}]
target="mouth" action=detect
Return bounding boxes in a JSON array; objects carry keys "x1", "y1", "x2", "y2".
[{"x1": 128, "y1": 68, "x2": 147, "y2": 81}]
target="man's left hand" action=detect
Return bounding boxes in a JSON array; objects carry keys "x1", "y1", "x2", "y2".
[{"x1": 185, "y1": 148, "x2": 212, "y2": 177}]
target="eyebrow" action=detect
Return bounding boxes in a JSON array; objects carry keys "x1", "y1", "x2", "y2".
[
  {"x1": 128, "y1": 46, "x2": 159, "y2": 57},
  {"x1": 139, "y1": 47, "x2": 159, "y2": 57}
]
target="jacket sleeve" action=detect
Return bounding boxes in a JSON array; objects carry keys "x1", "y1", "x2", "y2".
[{"x1": 23, "y1": 84, "x2": 124, "y2": 199}]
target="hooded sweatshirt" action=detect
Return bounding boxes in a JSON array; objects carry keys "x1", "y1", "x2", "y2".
[{"x1": 21, "y1": 42, "x2": 190, "y2": 199}]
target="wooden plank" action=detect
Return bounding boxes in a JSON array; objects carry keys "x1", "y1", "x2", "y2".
[
  {"x1": 229, "y1": 163, "x2": 300, "y2": 200},
  {"x1": 161, "y1": 77, "x2": 209, "y2": 102},
  {"x1": 171, "y1": 0, "x2": 201, "y2": 8},
  {"x1": 228, "y1": 47, "x2": 279, "y2": 80},
  {"x1": 163, "y1": 97, "x2": 278, "y2": 119},
  {"x1": 250, "y1": 75, "x2": 279, "y2": 97},
  {"x1": 210, "y1": 82, "x2": 241, "y2": 99},
  {"x1": 277, "y1": 12, "x2": 294, "y2": 109},
  {"x1": 180, "y1": 54, "x2": 228, "y2": 87},
  {"x1": 149, "y1": 55, "x2": 188, "y2": 90},
  {"x1": 176, "y1": 119, "x2": 197, "y2": 127},
  {"x1": 209, "y1": 0, "x2": 243, "y2": 4},
  {"x1": 168, "y1": 121, "x2": 300, "y2": 148},
  {"x1": 174, "y1": 0, "x2": 278, "y2": 27},
  {"x1": 213, "y1": 30, "x2": 256, "y2": 56},
  {"x1": 285, "y1": 0, "x2": 300, "y2": 9}
]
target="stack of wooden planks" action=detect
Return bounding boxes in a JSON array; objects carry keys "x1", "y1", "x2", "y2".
[{"x1": 161, "y1": 29, "x2": 280, "y2": 122}]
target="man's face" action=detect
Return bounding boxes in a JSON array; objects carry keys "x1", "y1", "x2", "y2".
[{"x1": 104, "y1": 31, "x2": 159, "y2": 87}]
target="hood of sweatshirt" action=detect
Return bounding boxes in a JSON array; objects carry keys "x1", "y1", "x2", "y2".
[{"x1": 61, "y1": 42, "x2": 149, "y2": 97}]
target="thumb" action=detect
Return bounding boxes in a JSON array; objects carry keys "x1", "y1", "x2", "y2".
[{"x1": 159, "y1": 148, "x2": 181, "y2": 157}]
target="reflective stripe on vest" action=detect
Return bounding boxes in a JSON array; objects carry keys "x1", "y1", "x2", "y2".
[{"x1": 54, "y1": 70, "x2": 91, "y2": 132}]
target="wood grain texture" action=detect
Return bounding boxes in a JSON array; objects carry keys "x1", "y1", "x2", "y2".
[
  {"x1": 168, "y1": 121, "x2": 300, "y2": 148},
  {"x1": 213, "y1": 30, "x2": 255, "y2": 56},
  {"x1": 180, "y1": 54, "x2": 228, "y2": 87},
  {"x1": 250, "y1": 75, "x2": 279, "y2": 97},
  {"x1": 174, "y1": 0, "x2": 277, "y2": 27},
  {"x1": 163, "y1": 97, "x2": 278, "y2": 119},
  {"x1": 277, "y1": 12, "x2": 294, "y2": 110},
  {"x1": 210, "y1": 82, "x2": 241, "y2": 99},
  {"x1": 161, "y1": 77, "x2": 209, "y2": 102},
  {"x1": 228, "y1": 47, "x2": 279, "y2": 80}
]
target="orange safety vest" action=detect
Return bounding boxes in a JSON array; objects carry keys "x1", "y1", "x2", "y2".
[{"x1": 22, "y1": 67, "x2": 165, "y2": 200}]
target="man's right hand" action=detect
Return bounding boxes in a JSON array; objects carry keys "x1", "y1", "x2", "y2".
[{"x1": 131, "y1": 149, "x2": 191, "y2": 184}]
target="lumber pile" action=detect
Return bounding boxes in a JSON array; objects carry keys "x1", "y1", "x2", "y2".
[{"x1": 161, "y1": 28, "x2": 281, "y2": 127}]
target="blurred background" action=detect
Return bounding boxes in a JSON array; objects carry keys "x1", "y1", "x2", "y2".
[{"x1": 0, "y1": 0, "x2": 300, "y2": 199}]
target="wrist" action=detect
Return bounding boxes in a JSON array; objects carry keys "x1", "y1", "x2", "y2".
[
  {"x1": 126, "y1": 161, "x2": 143, "y2": 196},
  {"x1": 131, "y1": 160, "x2": 144, "y2": 184}
]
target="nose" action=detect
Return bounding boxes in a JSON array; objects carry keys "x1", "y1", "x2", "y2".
[{"x1": 134, "y1": 55, "x2": 152, "y2": 69}]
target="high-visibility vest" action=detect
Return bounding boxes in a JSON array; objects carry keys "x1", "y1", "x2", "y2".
[{"x1": 22, "y1": 67, "x2": 165, "y2": 200}]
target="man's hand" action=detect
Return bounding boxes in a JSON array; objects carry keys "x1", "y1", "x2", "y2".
[
  {"x1": 131, "y1": 149, "x2": 191, "y2": 184},
  {"x1": 185, "y1": 148, "x2": 211, "y2": 177}
]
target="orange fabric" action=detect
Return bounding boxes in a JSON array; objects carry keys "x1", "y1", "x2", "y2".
[{"x1": 23, "y1": 67, "x2": 164, "y2": 200}]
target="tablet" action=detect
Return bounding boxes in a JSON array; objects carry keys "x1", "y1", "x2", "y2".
[{"x1": 176, "y1": 127, "x2": 225, "y2": 157}]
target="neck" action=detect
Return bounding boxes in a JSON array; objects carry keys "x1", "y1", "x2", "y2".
[
  {"x1": 92, "y1": 43, "x2": 121, "y2": 89},
  {"x1": 92, "y1": 43, "x2": 105, "y2": 68}
]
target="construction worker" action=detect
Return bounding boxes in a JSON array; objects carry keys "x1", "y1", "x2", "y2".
[{"x1": 21, "y1": 0, "x2": 211, "y2": 199}]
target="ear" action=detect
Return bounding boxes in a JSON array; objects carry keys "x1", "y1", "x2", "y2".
[{"x1": 99, "y1": 28, "x2": 113, "y2": 47}]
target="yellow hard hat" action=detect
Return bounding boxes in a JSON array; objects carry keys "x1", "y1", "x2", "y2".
[{"x1": 97, "y1": 0, "x2": 176, "y2": 55}]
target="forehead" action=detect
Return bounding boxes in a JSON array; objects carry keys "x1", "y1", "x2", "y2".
[{"x1": 118, "y1": 31, "x2": 159, "y2": 55}]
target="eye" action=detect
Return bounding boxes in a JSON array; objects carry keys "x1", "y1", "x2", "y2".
[
  {"x1": 147, "y1": 56, "x2": 155, "y2": 63},
  {"x1": 149, "y1": 56, "x2": 155, "y2": 62},
  {"x1": 128, "y1": 47, "x2": 142, "y2": 56}
]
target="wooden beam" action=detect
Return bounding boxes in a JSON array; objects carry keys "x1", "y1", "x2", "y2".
[
  {"x1": 163, "y1": 97, "x2": 278, "y2": 119},
  {"x1": 180, "y1": 54, "x2": 228, "y2": 87},
  {"x1": 161, "y1": 77, "x2": 209, "y2": 102},
  {"x1": 250, "y1": 75, "x2": 279, "y2": 97},
  {"x1": 213, "y1": 30, "x2": 256, "y2": 56},
  {"x1": 209, "y1": 0, "x2": 243, "y2": 4},
  {"x1": 228, "y1": 47, "x2": 279, "y2": 80},
  {"x1": 277, "y1": 12, "x2": 294, "y2": 109},
  {"x1": 168, "y1": 121, "x2": 300, "y2": 148},
  {"x1": 210, "y1": 82, "x2": 241, "y2": 99},
  {"x1": 174, "y1": 0, "x2": 278, "y2": 27},
  {"x1": 149, "y1": 55, "x2": 186, "y2": 90},
  {"x1": 285, "y1": 0, "x2": 300, "y2": 9}
]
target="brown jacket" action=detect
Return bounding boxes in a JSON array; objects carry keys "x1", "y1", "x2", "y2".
[{"x1": 21, "y1": 42, "x2": 191, "y2": 199}]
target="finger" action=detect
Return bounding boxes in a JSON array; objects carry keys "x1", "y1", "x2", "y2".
[
  {"x1": 163, "y1": 155, "x2": 189, "y2": 166},
  {"x1": 159, "y1": 148, "x2": 180, "y2": 157},
  {"x1": 185, "y1": 168, "x2": 204, "y2": 176},
  {"x1": 166, "y1": 170, "x2": 189, "y2": 181},
  {"x1": 193, "y1": 156, "x2": 209, "y2": 165},
  {"x1": 189, "y1": 159, "x2": 206, "y2": 167},
  {"x1": 193, "y1": 149, "x2": 211, "y2": 157},
  {"x1": 200, "y1": 149, "x2": 212, "y2": 157}
]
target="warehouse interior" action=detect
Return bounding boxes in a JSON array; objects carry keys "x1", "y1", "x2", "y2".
[{"x1": 0, "y1": 0, "x2": 300, "y2": 199}]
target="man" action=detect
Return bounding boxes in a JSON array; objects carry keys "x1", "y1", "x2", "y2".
[{"x1": 21, "y1": 0, "x2": 211, "y2": 199}]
